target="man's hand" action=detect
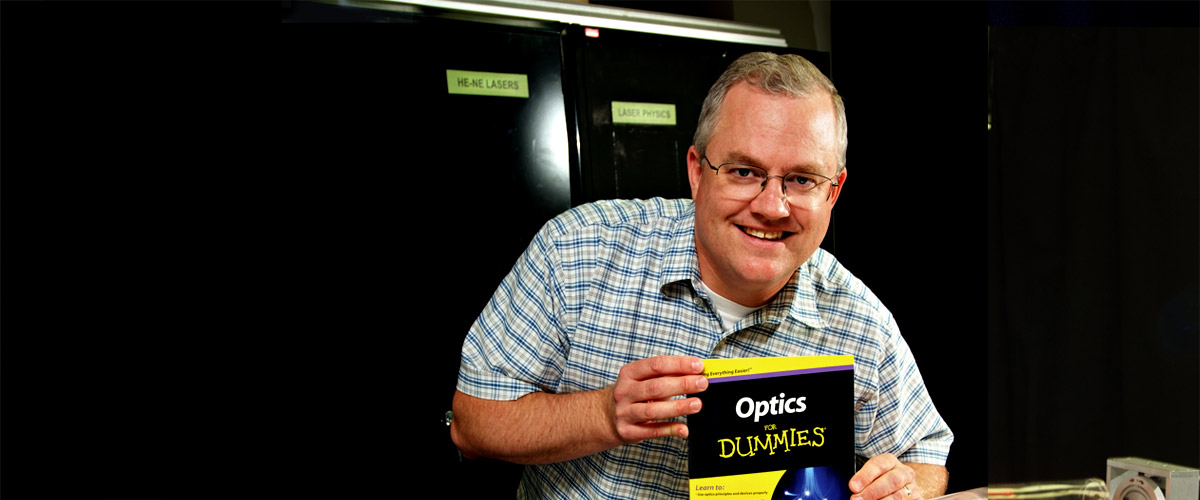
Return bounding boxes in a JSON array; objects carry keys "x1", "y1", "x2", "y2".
[
  {"x1": 610, "y1": 355, "x2": 709, "y2": 443},
  {"x1": 849, "y1": 453, "x2": 948, "y2": 500},
  {"x1": 451, "y1": 355, "x2": 708, "y2": 465}
]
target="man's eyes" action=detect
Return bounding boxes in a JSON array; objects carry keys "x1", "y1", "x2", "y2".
[{"x1": 789, "y1": 175, "x2": 814, "y2": 185}]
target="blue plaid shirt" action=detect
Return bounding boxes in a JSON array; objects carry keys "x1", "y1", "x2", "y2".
[{"x1": 457, "y1": 198, "x2": 953, "y2": 499}]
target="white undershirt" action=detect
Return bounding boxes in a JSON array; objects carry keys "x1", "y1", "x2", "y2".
[{"x1": 695, "y1": 279, "x2": 764, "y2": 330}]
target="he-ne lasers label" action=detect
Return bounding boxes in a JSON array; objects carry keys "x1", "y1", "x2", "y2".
[{"x1": 446, "y1": 69, "x2": 529, "y2": 98}]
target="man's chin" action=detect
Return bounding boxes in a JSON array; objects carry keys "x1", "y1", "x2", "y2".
[{"x1": 730, "y1": 266, "x2": 795, "y2": 297}]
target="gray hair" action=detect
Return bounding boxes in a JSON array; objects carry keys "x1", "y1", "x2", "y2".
[{"x1": 693, "y1": 52, "x2": 848, "y2": 173}]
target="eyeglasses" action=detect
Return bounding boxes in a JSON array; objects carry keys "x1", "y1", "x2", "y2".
[{"x1": 702, "y1": 154, "x2": 840, "y2": 203}]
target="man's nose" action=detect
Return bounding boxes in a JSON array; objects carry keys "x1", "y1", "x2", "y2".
[{"x1": 749, "y1": 177, "x2": 791, "y2": 218}]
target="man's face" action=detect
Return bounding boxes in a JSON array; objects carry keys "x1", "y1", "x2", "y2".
[{"x1": 688, "y1": 82, "x2": 846, "y2": 307}]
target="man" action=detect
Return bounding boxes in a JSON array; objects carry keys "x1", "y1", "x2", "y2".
[{"x1": 451, "y1": 52, "x2": 953, "y2": 500}]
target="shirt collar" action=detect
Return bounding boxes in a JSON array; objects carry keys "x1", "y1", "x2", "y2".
[
  {"x1": 657, "y1": 204, "x2": 700, "y2": 289},
  {"x1": 769, "y1": 260, "x2": 826, "y2": 329}
]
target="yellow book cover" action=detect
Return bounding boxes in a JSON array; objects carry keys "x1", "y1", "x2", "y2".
[{"x1": 687, "y1": 355, "x2": 855, "y2": 500}]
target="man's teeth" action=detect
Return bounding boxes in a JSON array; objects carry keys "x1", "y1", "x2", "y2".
[{"x1": 743, "y1": 227, "x2": 784, "y2": 240}]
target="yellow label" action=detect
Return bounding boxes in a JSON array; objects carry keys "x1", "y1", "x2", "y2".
[
  {"x1": 702, "y1": 355, "x2": 854, "y2": 381},
  {"x1": 690, "y1": 470, "x2": 788, "y2": 499},
  {"x1": 612, "y1": 101, "x2": 676, "y2": 125},
  {"x1": 446, "y1": 69, "x2": 529, "y2": 98}
]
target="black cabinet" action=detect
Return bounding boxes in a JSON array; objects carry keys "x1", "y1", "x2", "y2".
[{"x1": 285, "y1": 1, "x2": 830, "y2": 211}]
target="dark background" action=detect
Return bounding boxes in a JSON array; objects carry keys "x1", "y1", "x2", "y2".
[
  {"x1": 2, "y1": 1, "x2": 986, "y2": 498},
  {"x1": 10, "y1": 1, "x2": 1196, "y2": 499},
  {"x1": 827, "y1": 2, "x2": 983, "y2": 493},
  {"x1": 987, "y1": 1, "x2": 1200, "y2": 483}
]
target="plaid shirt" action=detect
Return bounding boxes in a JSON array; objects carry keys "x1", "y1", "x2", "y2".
[{"x1": 457, "y1": 198, "x2": 953, "y2": 499}]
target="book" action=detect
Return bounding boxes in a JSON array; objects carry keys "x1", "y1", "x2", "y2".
[{"x1": 687, "y1": 355, "x2": 855, "y2": 500}]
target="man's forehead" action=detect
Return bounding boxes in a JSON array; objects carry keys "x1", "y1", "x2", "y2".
[
  {"x1": 709, "y1": 87, "x2": 839, "y2": 173},
  {"x1": 714, "y1": 85, "x2": 836, "y2": 132},
  {"x1": 720, "y1": 148, "x2": 832, "y2": 174}
]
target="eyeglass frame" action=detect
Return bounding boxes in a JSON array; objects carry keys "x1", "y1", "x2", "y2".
[{"x1": 700, "y1": 154, "x2": 840, "y2": 202}]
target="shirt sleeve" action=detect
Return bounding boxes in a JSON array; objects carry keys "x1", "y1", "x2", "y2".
[
  {"x1": 456, "y1": 223, "x2": 570, "y2": 401},
  {"x1": 859, "y1": 321, "x2": 954, "y2": 466}
]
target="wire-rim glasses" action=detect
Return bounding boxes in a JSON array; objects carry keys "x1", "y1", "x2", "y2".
[{"x1": 702, "y1": 154, "x2": 839, "y2": 203}]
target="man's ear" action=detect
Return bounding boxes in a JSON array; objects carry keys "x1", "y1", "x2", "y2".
[
  {"x1": 687, "y1": 145, "x2": 703, "y2": 199},
  {"x1": 828, "y1": 168, "x2": 847, "y2": 207}
]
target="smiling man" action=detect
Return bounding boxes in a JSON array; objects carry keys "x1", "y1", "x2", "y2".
[
  {"x1": 451, "y1": 52, "x2": 953, "y2": 500},
  {"x1": 690, "y1": 75, "x2": 844, "y2": 308}
]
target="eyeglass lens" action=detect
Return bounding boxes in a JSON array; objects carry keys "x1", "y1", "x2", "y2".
[{"x1": 714, "y1": 164, "x2": 833, "y2": 203}]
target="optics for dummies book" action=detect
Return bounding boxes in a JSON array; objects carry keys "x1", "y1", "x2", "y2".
[{"x1": 687, "y1": 355, "x2": 854, "y2": 500}]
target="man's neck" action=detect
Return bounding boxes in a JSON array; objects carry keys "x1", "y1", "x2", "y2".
[{"x1": 694, "y1": 263, "x2": 786, "y2": 308}]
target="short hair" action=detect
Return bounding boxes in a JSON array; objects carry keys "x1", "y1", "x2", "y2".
[{"x1": 693, "y1": 52, "x2": 848, "y2": 173}]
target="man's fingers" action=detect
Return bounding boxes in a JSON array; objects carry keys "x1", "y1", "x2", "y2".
[
  {"x1": 619, "y1": 396, "x2": 702, "y2": 422},
  {"x1": 607, "y1": 356, "x2": 708, "y2": 444},
  {"x1": 850, "y1": 454, "x2": 916, "y2": 500},
  {"x1": 853, "y1": 469, "x2": 914, "y2": 500},
  {"x1": 618, "y1": 355, "x2": 704, "y2": 382},
  {"x1": 615, "y1": 374, "x2": 709, "y2": 403},
  {"x1": 850, "y1": 453, "x2": 900, "y2": 491},
  {"x1": 615, "y1": 421, "x2": 690, "y2": 443},
  {"x1": 611, "y1": 396, "x2": 703, "y2": 444}
]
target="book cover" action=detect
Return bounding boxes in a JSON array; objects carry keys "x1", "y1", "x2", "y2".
[{"x1": 687, "y1": 355, "x2": 855, "y2": 500}]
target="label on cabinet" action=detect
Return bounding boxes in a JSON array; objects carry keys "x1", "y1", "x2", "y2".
[
  {"x1": 612, "y1": 101, "x2": 676, "y2": 125},
  {"x1": 446, "y1": 69, "x2": 529, "y2": 98}
]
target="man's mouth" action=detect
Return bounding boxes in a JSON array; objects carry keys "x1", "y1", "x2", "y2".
[{"x1": 740, "y1": 226, "x2": 791, "y2": 241}]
